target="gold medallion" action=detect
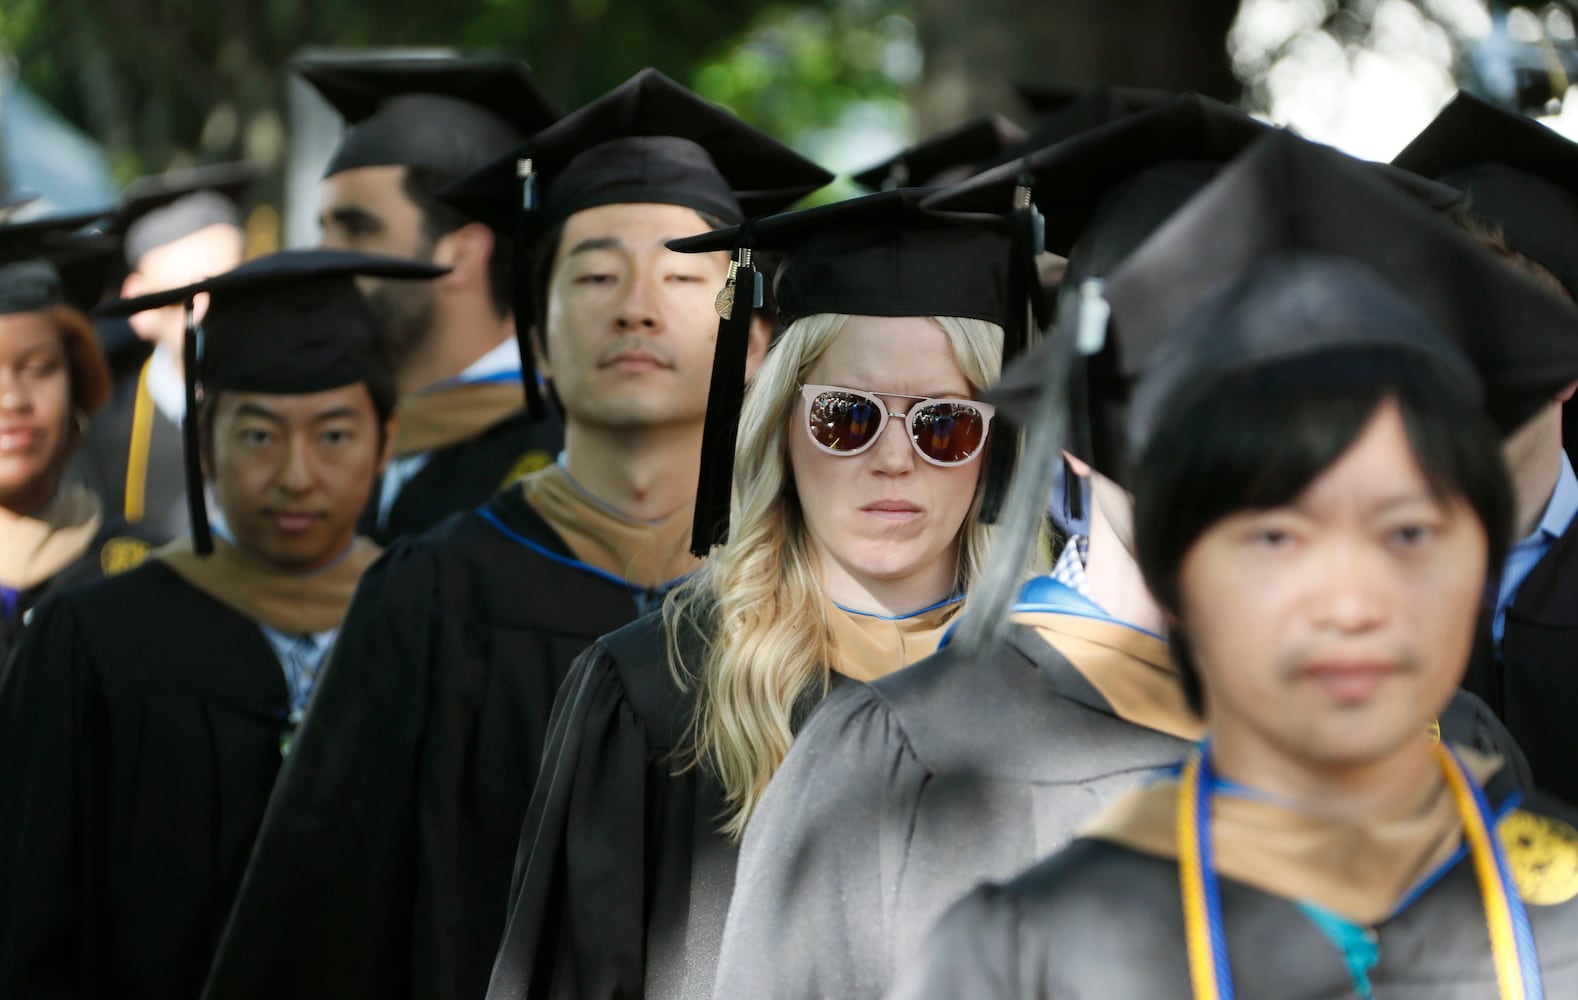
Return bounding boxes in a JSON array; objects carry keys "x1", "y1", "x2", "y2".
[
  {"x1": 100, "y1": 537, "x2": 153, "y2": 576},
  {"x1": 1500, "y1": 809, "x2": 1578, "y2": 905}
]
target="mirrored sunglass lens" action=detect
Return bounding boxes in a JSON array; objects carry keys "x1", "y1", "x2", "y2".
[
  {"x1": 809, "y1": 391, "x2": 882, "y2": 452},
  {"x1": 911, "y1": 403, "x2": 986, "y2": 463}
]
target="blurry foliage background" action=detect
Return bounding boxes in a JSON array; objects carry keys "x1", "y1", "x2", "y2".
[{"x1": 3, "y1": 0, "x2": 1578, "y2": 192}]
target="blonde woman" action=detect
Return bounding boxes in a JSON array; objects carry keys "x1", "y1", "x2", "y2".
[{"x1": 485, "y1": 191, "x2": 1024, "y2": 1000}]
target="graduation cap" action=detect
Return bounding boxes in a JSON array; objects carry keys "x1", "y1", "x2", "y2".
[
  {"x1": 851, "y1": 114, "x2": 1026, "y2": 191},
  {"x1": 987, "y1": 85, "x2": 1168, "y2": 176},
  {"x1": 113, "y1": 162, "x2": 261, "y2": 269},
  {"x1": 668, "y1": 188, "x2": 1020, "y2": 555},
  {"x1": 1013, "y1": 80, "x2": 1172, "y2": 119},
  {"x1": 960, "y1": 130, "x2": 1578, "y2": 656},
  {"x1": 922, "y1": 94, "x2": 1270, "y2": 517},
  {"x1": 438, "y1": 67, "x2": 834, "y2": 419},
  {"x1": 1077, "y1": 129, "x2": 1578, "y2": 458},
  {"x1": 0, "y1": 208, "x2": 117, "y2": 315},
  {"x1": 97, "y1": 249, "x2": 448, "y2": 555},
  {"x1": 1392, "y1": 90, "x2": 1578, "y2": 297},
  {"x1": 297, "y1": 53, "x2": 559, "y2": 178},
  {"x1": 925, "y1": 94, "x2": 1269, "y2": 252},
  {"x1": 931, "y1": 98, "x2": 1468, "y2": 491}
]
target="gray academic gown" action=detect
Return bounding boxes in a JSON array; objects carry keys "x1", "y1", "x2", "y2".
[
  {"x1": 712, "y1": 598, "x2": 1528, "y2": 1000},
  {"x1": 892, "y1": 769, "x2": 1578, "y2": 999}
]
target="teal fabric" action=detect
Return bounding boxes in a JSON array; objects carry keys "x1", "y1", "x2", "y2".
[{"x1": 1297, "y1": 901, "x2": 1379, "y2": 1000}]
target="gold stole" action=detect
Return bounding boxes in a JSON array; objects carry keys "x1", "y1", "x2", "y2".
[
  {"x1": 825, "y1": 598, "x2": 964, "y2": 682},
  {"x1": 1013, "y1": 610, "x2": 1203, "y2": 742},
  {"x1": 0, "y1": 484, "x2": 103, "y2": 590},
  {"x1": 521, "y1": 465, "x2": 702, "y2": 589},
  {"x1": 391, "y1": 380, "x2": 526, "y2": 458},
  {"x1": 155, "y1": 535, "x2": 382, "y2": 634},
  {"x1": 1081, "y1": 747, "x2": 1501, "y2": 925},
  {"x1": 124, "y1": 356, "x2": 157, "y2": 522}
]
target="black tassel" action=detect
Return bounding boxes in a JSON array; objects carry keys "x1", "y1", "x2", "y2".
[
  {"x1": 513, "y1": 157, "x2": 548, "y2": 421},
  {"x1": 181, "y1": 300, "x2": 213, "y2": 555},
  {"x1": 690, "y1": 235, "x2": 759, "y2": 557}
]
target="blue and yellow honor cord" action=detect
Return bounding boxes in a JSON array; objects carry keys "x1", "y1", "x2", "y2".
[{"x1": 1177, "y1": 742, "x2": 1544, "y2": 1000}]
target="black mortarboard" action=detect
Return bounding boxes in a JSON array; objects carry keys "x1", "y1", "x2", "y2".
[
  {"x1": 1013, "y1": 80, "x2": 1172, "y2": 119},
  {"x1": 671, "y1": 189, "x2": 1015, "y2": 326},
  {"x1": 668, "y1": 189, "x2": 1018, "y2": 555},
  {"x1": 1392, "y1": 90, "x2": 1578, "y2": 297},
  {"x1": 0, "y1": 208, "x2": 115, "y2": 315},
  {"x1": 930, "y1": 97, "x2": 1467, "y2": 497},
  {"x1": 98, "y1": 249, "x2": 447, "y2": 554},
  {"x1": 297, "y1": 54, "x2": 559, "y2": 179},
  {"x1": 925, "y1": 93, "x2": 1268, "y2": 253},
  {"x1": 439, "y1": 67, "x2": 834, "y2": 419},
  {"x1": 114, "y1": 162, "x2": 260, "y2": 268},
  {"x1": 441, "y1": 68, "x2": 832, "y2": 232},
  {"x1": 1085, "y1": 129, "x2": 1578, "y2": 458},
  {"x1": 851, "y1": 114, "x2": 1026, "y2": 191},
  {"x1": 925, "y1": 94, "x2": 1270, "y2": 511},
  {"x1": 986, "y1": 85, "x2": 1168, "y2": 176}
]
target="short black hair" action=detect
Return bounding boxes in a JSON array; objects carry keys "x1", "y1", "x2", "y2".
[
  {"x1": 197, "y1": 359, "x2": 398, "y2": 470},
  {"x1": 1132, "y1": 348, "x2": 1514, "y2": 712},
  {"x1": 402, "y1": 166, "x2": 513, "y2": 319}
]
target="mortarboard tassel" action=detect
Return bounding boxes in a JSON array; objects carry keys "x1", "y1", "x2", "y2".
[
  {"x1": 690, "y1": 234, "x2": 761, "y2": 557},
  {"x1": 181, "y1": 299, "x2": 214, "y2": 555},
  {"x1": 513, "y1": 157, "x2": 549, "y2": 421}
]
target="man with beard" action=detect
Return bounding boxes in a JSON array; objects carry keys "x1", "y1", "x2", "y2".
[
  {"x1": 198, "y1": 69, "x2": 831, "y2": 1000},
  {"x1": 1393, "y1": 92, "x2": 1578, "y2": 807},
  {"x1": 299, "y1": 53, "x2": 563, "y2": 544}
]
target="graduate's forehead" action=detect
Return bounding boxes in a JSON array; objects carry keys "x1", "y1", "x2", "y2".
[
  {"x1": 555, "y1": 202, "x2": 720, "y2": 259},
  {"x1": 0, "y1": 309, "x2": 62, "y2": 356},
  {"x1": 212, "y1": 383, "x2": 377, "y2": 424},
  {"x1": 1222, "y1": 400, "x2": 1442, "y2": 523},
  {"x1": 804, "y1": 316, "x2": 975, "y2": 398},
  {"x1": 318, "y1": 166, "x2": 421, "y2": 219}
]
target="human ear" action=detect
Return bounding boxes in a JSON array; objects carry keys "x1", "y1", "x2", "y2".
[
  {"x1": 431, "y1": 222, "x2": 495, "y2": 291},
  {"x1": 743, "y1": 313, "x2": 772, "y2": 380}
]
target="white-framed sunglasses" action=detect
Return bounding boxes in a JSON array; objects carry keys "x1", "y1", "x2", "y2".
[{"x1": 799, "y1": 384, "x2": 996, "y2": 467}]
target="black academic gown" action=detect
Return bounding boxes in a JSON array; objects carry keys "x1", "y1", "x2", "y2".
[
  {"x1": 0, "y1": 561, "x2": 291, "y2": 1000},
  {"x1": 202, "y1": 487, "x2": 664, "y2": 1000},
  {"x1": 485, "y1": 611, "x2": 795, "y2": 1000},
  {"x1": 74, "y1": 370, "x2": 188, "y2": 543},
  {"x1": 360, "y1": 409, "x2": 563, "y2": 547},
  {"x1": 713, "y1": 613, "x2": 1530, "y2": 1000},
  {"x1": 1466, "y1": 522, "x2": 1578, "y2": 807},
  {"x1": 892, "y1": 767, "x2": 1578, "y2": 999},
  {"x1": 0, "y1": 516, "x2": 155, "y2": 664}
]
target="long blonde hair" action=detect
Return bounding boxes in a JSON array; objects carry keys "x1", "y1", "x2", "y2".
[{"x1": 665, "y1": 312, "x2": 1003, "y2": 838}]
